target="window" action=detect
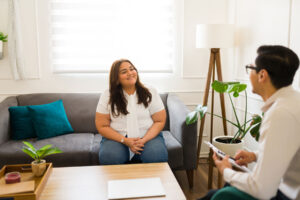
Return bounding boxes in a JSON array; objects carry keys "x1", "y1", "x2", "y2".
[{"x1": 50, "y1": 0, "x2": 179, "y2": 73}]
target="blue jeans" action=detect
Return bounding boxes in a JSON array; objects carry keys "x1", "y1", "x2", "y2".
[{"x1": 99, "y1": 132, "x2": 168, "y2": 165}]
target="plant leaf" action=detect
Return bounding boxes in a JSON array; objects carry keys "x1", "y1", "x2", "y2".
[
  {"x1": 23, "y1": 141, "x2": 36, "y2": 152},
  {"x1": 211, "y1": 81, "x2": 228, "y2": 93},
  {"x1": 233, "y1": 91, "x2": 239, "y2": 97},
  {"x1": 237, "y1": 84, "x2": 247, "y2": 92},
  {"x1": 39, "y1": 144, "x2": 52, "y2": 151},
  {"x1": 22, "y1": 147, "x2": 37, "y2": 160},
  {"x1": 227, "y1": 83, "x2": 247, "y2": 96},
  {"x1": 39, "y1": 148, "x2": 63, "y2": 159},
  {"x1": 199, "y1": 106, "x2": 207, "y2": 118},
  {"x1": 186, "y1": 111, "x2": 198, "y2": 125},
  {"x1": 250, "y1": 123, "x2": 261, "y2": 141},
  {"x1": 195, "y1": 105, "x2": 207, "y2": 118},
  {"x1": 195, "y1": 104, "x2": 203, "y2": 111},
  {"x1": 251, "y1": 114, "x2": 262, "y2": 125},
  {"x1": 36, "y1": 144, "x2": 50, "y2": 158}
]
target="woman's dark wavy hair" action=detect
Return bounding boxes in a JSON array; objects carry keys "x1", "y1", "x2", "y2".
[{"x1": 109, "y1": 59, "x2": 152, "y2": 117}]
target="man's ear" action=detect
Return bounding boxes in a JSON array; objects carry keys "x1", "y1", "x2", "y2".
[{"x1": 258, "y1": 69, "x2": 269, "y2": 82}]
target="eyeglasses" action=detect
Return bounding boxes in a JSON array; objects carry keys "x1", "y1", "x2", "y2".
[{"x1": 245, "y1": 65, "x2": 259, "y2": 74}]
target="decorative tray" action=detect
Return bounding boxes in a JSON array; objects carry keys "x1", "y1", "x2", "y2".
[{"x1": 0, "y1": 163, "x2": 52, "y2": 200}]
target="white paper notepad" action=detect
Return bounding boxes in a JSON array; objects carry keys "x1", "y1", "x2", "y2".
[{"x1": 107, "y1": 177, "x2": 166, "y2": 199}]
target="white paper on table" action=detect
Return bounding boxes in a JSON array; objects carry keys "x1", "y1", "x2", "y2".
[{"x1": 107, "y1": 177, "x2": 166, "y2": 199}]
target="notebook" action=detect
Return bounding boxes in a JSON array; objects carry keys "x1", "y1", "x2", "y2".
[{"x1": 107, "y1": 177, "x2": 166, "y2": 199}]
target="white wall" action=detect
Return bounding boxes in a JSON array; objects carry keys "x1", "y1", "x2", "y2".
[
  {"x1": 0, "y1": 0, "x2": 234, "y2": 156},
  {"x1": 1, "y1": 0, "x2": 299, "y2": 155},
  {"x1": 232, "y1": 0, "x2": 300, "y2": 151},
  {"x1": 4, "y1": 0, "x2": 299, "y2": 155}
]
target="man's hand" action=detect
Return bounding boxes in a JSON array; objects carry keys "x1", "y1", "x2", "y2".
[
  {"x1": 213, "y1": 152, "x2": 232, "y2": 175},
  {"x1": 234, "y1": 150, "x2": 256, "y2": 166}
]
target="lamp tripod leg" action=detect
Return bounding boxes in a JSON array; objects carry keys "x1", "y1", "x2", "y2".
[{"x1": 196, "y1": 50, "x2": 215, "y2": 166}]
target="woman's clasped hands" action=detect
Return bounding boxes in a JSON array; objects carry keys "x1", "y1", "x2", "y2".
[{"x1": 124, "y1": 138, "x2": 146, "y2": 155}]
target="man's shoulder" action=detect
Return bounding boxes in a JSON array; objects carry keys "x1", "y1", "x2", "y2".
[{"x1": 272, "y1": 91, "x2": 300, "y2": 118}]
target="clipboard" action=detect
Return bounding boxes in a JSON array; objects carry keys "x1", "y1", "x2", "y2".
[{"x1": 204, "y1": 141, "x2": 251, "y2": 173}]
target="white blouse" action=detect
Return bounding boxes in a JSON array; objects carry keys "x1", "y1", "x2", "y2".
[{"x1": 96, "y1": 87, "x2": 165, "y2": 139}]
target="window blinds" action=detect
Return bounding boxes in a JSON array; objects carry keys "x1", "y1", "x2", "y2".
[{"x1": 50, "y1": 0, "x2": 176, "y2": 73}]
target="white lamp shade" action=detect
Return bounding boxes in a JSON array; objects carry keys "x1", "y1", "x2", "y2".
[{"x1": 196, "y1": 24, "x2": 235, "y2": 49}]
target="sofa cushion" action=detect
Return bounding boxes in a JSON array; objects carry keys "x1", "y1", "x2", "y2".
[
  {"x1": 8, "y1": 106, "x2": 36, "y2": 140},
  {"x1": 28, "y1": 100, "x2": 74, "y2": 140},
  {"x1": 159, "y1": 93, "x2": 170, "y2": 131},
  {"x1": 0, "y1": 133, "x2": 99, "y2": 167},
  {"x1": 17, "y1": 93, "x2": 100, "y2": 133},
  {"x1": 162, "y1": 131, "x2": 183, "y2": 169}
]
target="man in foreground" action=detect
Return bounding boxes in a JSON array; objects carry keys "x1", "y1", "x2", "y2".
[{"x1": 200, "y1": 45, "x2": 300, "y2": 200}]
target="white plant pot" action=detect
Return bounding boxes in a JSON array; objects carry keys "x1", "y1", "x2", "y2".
[
  {"x1": 212, "y1": 136, "x2": 244, "y2": 157},
  {"x1": 0, "y1": 41, "x2": 3, "y2": 59},
  {"x1": 31, "y1": 159, "x2": 46, "y2": 177}
]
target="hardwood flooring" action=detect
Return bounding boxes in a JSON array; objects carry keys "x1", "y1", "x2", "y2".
[{"x1": 173, "y1": 158, "x2": 222, "y2": 200}]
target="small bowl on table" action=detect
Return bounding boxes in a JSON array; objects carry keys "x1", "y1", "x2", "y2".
[{"x1": 5, "y1": 172, "x2": 21, "y2": 184}]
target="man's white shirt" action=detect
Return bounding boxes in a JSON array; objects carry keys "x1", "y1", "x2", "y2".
[{"x1": 223, "y1": 86, "x2": 300, "y2": 199}]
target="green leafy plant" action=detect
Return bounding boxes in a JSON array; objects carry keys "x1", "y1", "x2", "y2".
[
  {"x1": 186, "y1": 80, "x2": 262, "y2": 143},
  {"x1": 22, "y1": 141, "x2": 63, "y2": 163},
  {"x1": 0, "y1": 32, "x2": 8, "y2": 42}
]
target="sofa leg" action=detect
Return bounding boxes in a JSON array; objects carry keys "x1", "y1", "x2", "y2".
[{"x1": 186, "y1": 169, "x2": 194, "y2": 188}]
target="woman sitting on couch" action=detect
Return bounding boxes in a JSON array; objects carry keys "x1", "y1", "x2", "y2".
[{"x1": 95, "y1": 59, "x2": 168, "y2": 164}]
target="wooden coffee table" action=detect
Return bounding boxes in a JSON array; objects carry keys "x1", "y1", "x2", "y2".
[{"x1": 40, "y1": 162, "x2": 186, "y2": 200}]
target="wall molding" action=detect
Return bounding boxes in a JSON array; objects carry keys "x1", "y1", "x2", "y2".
[
  {"x1": 180, "y1": 75, "x2": 207, "y2": 79},
  {"x1": 0, "y1": 90, "x2": 210, "y2": 96},
  {"x1": 238, "y1": 93, "x2": 263, "y2": 102},
  {"x1": 235, "y1": 106, "x2": 260, "y2": 115},
  {"x1": 234, "y1": 77, "x2": 250, "y2": 82},
  {"x1": 287, "y1": 0, "x2": 293, "y2": 47},
  {"x1": 199, "y1": 152, "x2": 209, "y2": 158}
]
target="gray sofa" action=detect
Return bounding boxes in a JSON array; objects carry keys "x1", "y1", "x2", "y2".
[{"x1": 0, "y1": 93, "x2": 197, "y2": 187}]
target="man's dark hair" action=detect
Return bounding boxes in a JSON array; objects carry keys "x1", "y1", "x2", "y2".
[{"x1": 255, "y1": 45, "x2": 299, "y2": 89}]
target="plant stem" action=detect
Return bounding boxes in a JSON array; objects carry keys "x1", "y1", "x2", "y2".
[
  {"x1": 231, "y1": 128, "x2": 242, "y2": 143},
  {"x1": 244, "y1": 90, "x2": 248, "y2": 135},
  {"x1": 205, "y1": 112, "x2": 239, "y2": 128},
  {"x1": 231, "y1": 119, "x2": 252, "y2": 143},
  {"x1": 228, "y1": 93, "x2": 241, "y2": 128}
]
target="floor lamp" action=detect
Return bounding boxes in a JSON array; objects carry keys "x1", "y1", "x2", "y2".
[{"x1": 195, "y1": 24, "x2": 235, "y2": 189}]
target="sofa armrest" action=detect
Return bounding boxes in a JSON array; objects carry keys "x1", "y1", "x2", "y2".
[
  {"x1": 0, "y1": 97, "x2": 18, "y2": 145},
  {"x1": 167, "y1": 94, "x2": 198, "y2": 170}
]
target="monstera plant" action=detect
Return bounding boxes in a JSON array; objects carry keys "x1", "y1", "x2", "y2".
[{"x1": 186, "y1": 80, "x2": 262, "y2": 143}]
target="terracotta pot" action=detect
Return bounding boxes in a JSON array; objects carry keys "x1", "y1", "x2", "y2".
[
  {"x1": 31, "y1": 159, "x2": 46, "y2": 177},
  {"x1": 212, "y1": 136, "x2": 244, "y2": 157}
]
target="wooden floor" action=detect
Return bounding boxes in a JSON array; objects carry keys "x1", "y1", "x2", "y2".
[{"x1": 173, "y1": 158, "x2": 221, "y2": 200}]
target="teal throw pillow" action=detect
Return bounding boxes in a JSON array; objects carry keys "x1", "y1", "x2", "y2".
[
  {"x1": 9, "y1": 106, "x2": 36, "y2": 140},
  {"x1": 28, "y1": 99, "x2": 74, "y2": 140}
]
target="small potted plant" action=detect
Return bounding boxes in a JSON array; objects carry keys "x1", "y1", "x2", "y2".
[
  {"x1": 186, "y1": 80, "x2": 262, "y2": 156},
  {"x1": 0, "y1": 32, "x2": 8, "y2": 59},
  {"x1": 22, "y1": 141, "x2": 63, "y2": 176}
]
